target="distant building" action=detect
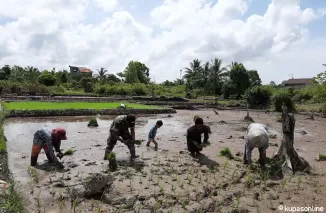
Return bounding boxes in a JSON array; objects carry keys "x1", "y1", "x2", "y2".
[
  {"x1": 69, "y1": 65, "x2": 93, "y2": 80},
  {"x1": 281, "y1": 78, "x2": 313, "y2": 88}
]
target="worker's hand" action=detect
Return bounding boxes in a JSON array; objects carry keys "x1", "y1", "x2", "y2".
[{"x1": 57, "y1": 152, "x2": 64, "y2": 159}]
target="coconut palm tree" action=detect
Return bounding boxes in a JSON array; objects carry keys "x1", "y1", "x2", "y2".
[
  {"x1": 183, "y1": 59, "x2": 203, "y2": 91},
  {"x1": 207, "y1": 58, "x2": 229, "y2": 103},
  {"x1": 97, "y1": 68, "x2": 108, "y2": 81}
]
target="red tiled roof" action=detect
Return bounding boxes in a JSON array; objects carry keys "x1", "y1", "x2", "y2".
[
  {"x1": 281, "y1": 78, "x2": 313, "y2": 85},
  {"x1": 78, "y1": 67, "x2": 92, "y2": 73}
]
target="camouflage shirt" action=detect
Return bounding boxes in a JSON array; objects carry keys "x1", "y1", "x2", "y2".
[{"x1": 110, "y1": 115, "x2": 131, "y2": 133}]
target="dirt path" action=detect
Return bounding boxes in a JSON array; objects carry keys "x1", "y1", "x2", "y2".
[{"x1": 3, "y1": 110, "x2": 326, "y2": 212}]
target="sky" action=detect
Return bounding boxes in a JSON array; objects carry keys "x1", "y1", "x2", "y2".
[{"x1": 0, "y1": 0, "x2": 325, "y2": 84}]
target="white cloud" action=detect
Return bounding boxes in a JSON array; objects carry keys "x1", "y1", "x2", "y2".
[
  {"x1": 0, "y1": 0, "x2": 325, "y2": 83},
  {"x1": 94, "y1": 0, "x2": 118, "y2": 12}
]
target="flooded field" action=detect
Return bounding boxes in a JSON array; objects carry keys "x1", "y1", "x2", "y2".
[{"x1": 4, "y1": 110, "x2": 326, "y2": 213}]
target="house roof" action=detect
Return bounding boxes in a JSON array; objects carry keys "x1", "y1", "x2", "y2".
[
  {"x1": 78, "y1": 67, "x2": 92, "y2": 73},
  {"x1": 281, "y1": 78, "x2": 313, "y2": 85},
  {"x1": 69, "y1": 65, "x2": 92, "y2": 73}
]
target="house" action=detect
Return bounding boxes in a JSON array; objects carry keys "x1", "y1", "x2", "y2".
[
  {"x1": 281, "y1": 78, "x2": 313, "y2": 88},
  {"x1": 69, "y1": 65, "x2": 93, "y2": 80}
]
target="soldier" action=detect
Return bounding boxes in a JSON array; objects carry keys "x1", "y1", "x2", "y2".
[{"x1": 104, "y1": 115, "x2": 139, "y2": 159}]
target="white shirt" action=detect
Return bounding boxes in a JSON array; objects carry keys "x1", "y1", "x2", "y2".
[{"x1": 246, "y1": 123, "x2": 269, "y2": 148}]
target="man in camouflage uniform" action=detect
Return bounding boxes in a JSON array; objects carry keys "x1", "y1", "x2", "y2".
[{"x1": 104, "y1": 115, "x2": 139, "y2": 159}]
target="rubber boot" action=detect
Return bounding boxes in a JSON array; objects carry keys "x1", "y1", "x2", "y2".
[
  {"x1": 259, "y1": 152, "x2": 266, "y2": 168},
  {"x1": 104, "y1": 151, "x2": 111, "y2": 160},
  {"x1": 45, "y1": 153, "x2": 54, "y2": 164},
  {"x1": 31, "y1": 156, "x2": 38, "y2": 166},
  {"x1": 130, "y1": 148, "x2": 139, "y2": 159}
]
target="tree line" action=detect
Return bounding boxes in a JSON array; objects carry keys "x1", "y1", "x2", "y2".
[{"x1": 0, "y1": 60, "x2": 325, "y2": 110}]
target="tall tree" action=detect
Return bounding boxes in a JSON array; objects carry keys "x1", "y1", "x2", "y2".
[
  {"x1": 313, "y1": 64, "x2": 326, "y2": 85},
  {"x1": 229, "y1": 62, "x2": 250, "y2": 99},
  {"x1": 269, "y1": 81, "x2": 276, "y2": 87},
  {"x1": 97, "y1": 68, "x2": 108, "y2": 81},
  {"x1": 121, "y1": 61, "x2": 150, "y2": 84},
  {"x1": 183, "y1": 59, "x2": 203, "y2": 90},
  {"x1": 25, "y1": 66, "x2": 40, "y2": 83},
  {"x1": 247, "y1": 70, "x2": 261, "y2": 87},
  {"x1": 208, "y1": 58, "x2": 228, "y2": 102},
  {"x1": 106, "y1": 74, "x2": 121, "y2": 82},
  {"x1": 9, "y1": 65, "x2": 26, "y2": 82},
  {"x1": 0, "y1": 65, "x2": 11, "y2": 80}
]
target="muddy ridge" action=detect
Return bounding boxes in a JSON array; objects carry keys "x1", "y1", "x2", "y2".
[{"x1": 6, "y1": 108, "x2": 176, "y2": 118}]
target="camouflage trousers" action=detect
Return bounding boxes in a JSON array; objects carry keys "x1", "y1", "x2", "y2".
[{"x1": 104, "y1": 130, "x2": 136, "y2": 159}]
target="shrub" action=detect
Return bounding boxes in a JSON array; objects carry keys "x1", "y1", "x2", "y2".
[
  {"x1": 38, "y1": 73, "x2": 56, "y2": 86},
  {"x1": 71, "y1": 80, "x2": 81, "y2": 90},
  {"x1": 245, "y1": 86, "x2": 272, "y2": 109},
  {"x1": 272, "y1": 91, "x2": 295, "y2": 112},
  {"x1": 80, "y1": 77, "x2": 94, "y2": 93},
  {"x1": 316, "y1": 153, "x2": 326, "y2": 161},
  {"x1": 94, "y1": 85, "x2": 106, "y2": 95},
  {"x1": 131, "y1": 83, "x2": 147, "y2": 95},
  {"x1": 219, "y1": 147, "x2": 234, "y2": 159},
  {"x1": 26, "y1": 83, "x2": 49, "y2": 94}
]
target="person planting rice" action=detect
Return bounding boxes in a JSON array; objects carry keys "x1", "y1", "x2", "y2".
[
  {"x1": 244, "y1": 123, "x2": 269, "y2": 168},
  {"x1": 31, "y1": 128, "x2": 67, "y2": 169},
  {"x1": 186, "y1": 117, "x2": 210, "y2": 157},
  {"x1": 104, "y1": 114, "x2": 139, "y2": 159}
]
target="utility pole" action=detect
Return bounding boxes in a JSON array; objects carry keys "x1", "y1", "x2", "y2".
[{"x1": 289, "y1": 74, "x2": 294, "y2": 79}]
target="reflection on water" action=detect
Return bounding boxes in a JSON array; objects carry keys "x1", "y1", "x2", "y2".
[{"x1": 3, "y1": 114, "x2": 189, "y2": 185}]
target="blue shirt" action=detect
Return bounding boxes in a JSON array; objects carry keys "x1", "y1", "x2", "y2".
[{"x1": 148, "y1": 126, "x2": 158, "y2": 139}]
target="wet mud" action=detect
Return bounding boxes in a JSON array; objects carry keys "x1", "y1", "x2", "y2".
[{"x1": 3, "y1": 110, "x2": 326, "y2": 212}]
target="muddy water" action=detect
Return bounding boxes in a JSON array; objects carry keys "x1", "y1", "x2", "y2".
[
  {"x1": 4, "y1": 115, "x2": 188, "y2": 175},
  {"x1": 3, "y1": 110, "x2": 326, "y2": 212}
]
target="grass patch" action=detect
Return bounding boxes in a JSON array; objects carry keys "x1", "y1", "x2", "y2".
[
  {"x1": 63, "y1": 148, "x2": 73, "y2": 156},
  {"x1": 0, "y1": 111, "x2": 6, "y2": 152},
  {"x1": 296, "y1": 103, "x2": 324, "y2": 112},
  {"x1": 134, "y1": 140, "x2": 144, "y2": 145},
  {"x1": 219, "y1": 147, "x2": 234, "y2": 159},
  {"x1": 316, "y1": 153, "x2": 326, "y2": 161},
  {"x1": 268, "y1": 134, "x2": 277, "y2": 139},
  {"x1": 88, "y1": 118, "x2": 99, "y2": 127},
  {"x1": 0, "y1": 182, "x2": 25, "y2": 213},
  {"x1": 0, "y1": 106, "x2": 25, "y2": 212},
  {"x1": 2, "y1": 101, "x2": 158, "y2": 110},
  {"x1": 276, "y1": 114, "x2": 282, "y2": 122}
]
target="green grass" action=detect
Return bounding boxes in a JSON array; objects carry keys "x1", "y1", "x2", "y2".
[
  {"x1": 296, "y1": 103, "x2": 324, "y2": 112},
  {"x1": 0, "y1": 111, "x2": 6, "y2": 152},
  {"x1": 63, "y1": 148, "x2": 73, "y2": 156},
  {"x1": 0, "y1": 182, "x2": 25, "y2": 213},
  {"x1": 3, "y1": 102, "x2": 158, "y2": 110},
  {"x1": 0, "y1": 107, "x2": 25, "y2": 212},
  {"x1": 316, "y1": 153, "x2": 326, "y2": 161},
  {"x1": 219, "y1": 147, "x2": 234, "y2": 159}
]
